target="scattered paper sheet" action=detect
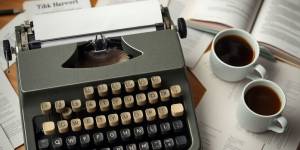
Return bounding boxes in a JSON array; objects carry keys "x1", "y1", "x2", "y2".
[
  {"x1": 0, "y1": 13, "x2": 29, "y2": 70},
  {"x1": 0, "y1": 126, "x2": 14, "y2": 150},
  {"x1": 168, "y1": 0, "x2": 213, "y2": 68},
  {"x1": 0, "y1": 71, "x2": 23, "y2": 148},
  {"x1": 23, "y1": 0, "x2": 91, "y2": 15},
  {"x1": 192, "y1": 52, "x2": 300, "y2": 150}
]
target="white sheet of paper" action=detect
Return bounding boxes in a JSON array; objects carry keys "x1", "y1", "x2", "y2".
[
  {"x1": 0, "y1": 13, "x2": 29, "y2": 70},
  {"x1": 23, "y1": 0, "x2": 91, "y2": 15},
  {"x1": 0, "y1": 71, "x2": 23, "y2": 148},
  {"x1": 192, "y1": 52, "x2": 300, "y2": 150},
  {"x1": 96, "y1": 0, "x2": 170, "y2": 7},
  {"x1": 0, "y1": 126, "x2": 14, "y2": 150},
  {"x1": 33, "y1": 0, "x2": 162, "y2": 41}
]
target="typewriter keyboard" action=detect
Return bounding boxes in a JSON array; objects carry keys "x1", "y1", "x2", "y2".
[{"x1": 34, "y1": 76, "x2": 191, "y2": 150}]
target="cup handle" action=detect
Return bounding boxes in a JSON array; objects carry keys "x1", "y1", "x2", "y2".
[
  {"x1": 268, "y1": 116, "x2": 288, "y2": 133},
  {"x1": 246, "y1": 64, "x2": 266, "y2": 80}
]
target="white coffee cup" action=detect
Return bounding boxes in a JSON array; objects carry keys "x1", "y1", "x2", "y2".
[
  {"x1": 237, "y1": 79, "x2": 287, "y2": 133},
  {"x1": 210, "y1": 28, "x2": 266, "y2": 81}
]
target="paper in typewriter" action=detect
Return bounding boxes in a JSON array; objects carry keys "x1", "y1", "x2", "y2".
[
  {"x1": 33, "y1": 0, "x2": 163, "y2": 41},
  {"x1": 192, "y1": 52, "x2": 300, "y2": 150},
  {"x1": 0, "y1": 71, "x2": 23, "y2": 148}
]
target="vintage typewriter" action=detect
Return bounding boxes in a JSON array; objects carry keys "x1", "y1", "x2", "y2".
[{"x1": 3, "y1": 1, "x2": 200, "y2": 150}]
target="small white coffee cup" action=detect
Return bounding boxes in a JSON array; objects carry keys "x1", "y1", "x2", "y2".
[
  {"x1": 237, "y1": 79, "x2": 287, "y2": 133},
  {"x1": 210, "y1": 28, "x2": 266, "y2": 81}
]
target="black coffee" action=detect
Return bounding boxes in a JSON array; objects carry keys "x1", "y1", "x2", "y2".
[
  {"x1": 245, "y1": 86, "x2": 281, "y2": 116},
  {"x1": 215, "y1": 35, "x2": 254, "y2": 66}
]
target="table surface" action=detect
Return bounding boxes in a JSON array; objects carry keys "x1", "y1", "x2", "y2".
[{"x1": 0, "y1": 1, "x2": 206, "y2": 150}]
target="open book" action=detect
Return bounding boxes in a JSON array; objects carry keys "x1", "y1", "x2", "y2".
[{"x1": 185, "y1": 0, "x2": 300, "y2": 67}]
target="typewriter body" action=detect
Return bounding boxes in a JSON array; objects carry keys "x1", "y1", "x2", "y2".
[{"x1": 4, "y1": 1, "x2": 200, "y2": 150}]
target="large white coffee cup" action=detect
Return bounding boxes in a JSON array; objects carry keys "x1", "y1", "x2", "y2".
[
  {"x1": 210, "y1": 28, "x2": 266, "y2": 81},
  {"x1": 237, "y1": 79, "x2": 287, "y2": 133}
]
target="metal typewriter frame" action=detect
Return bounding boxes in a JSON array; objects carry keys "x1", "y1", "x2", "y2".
[{"x1": 7, "y1": 6, "x2": 201, "y2": 150}]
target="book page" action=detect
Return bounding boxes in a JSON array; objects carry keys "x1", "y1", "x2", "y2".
[
  {"x1": 0, "y1": 71, "x2": 23, "y2": 148},
  {"x1": 252, "y1": 0, "x2": 300, "y2": 59},
  {"x1": 188, "y1": 0, "x2": 263, "y2": 30},
  {"x1": 192, "y1": 52, "x2": 300, "y2": 150}
]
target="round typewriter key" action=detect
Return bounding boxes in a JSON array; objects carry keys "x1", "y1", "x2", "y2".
[
  {"x1": 96, "y1": 115, "x2": 107, "y2": 128},
  {"x1": 40, "y1": 102, "x2": 51, "y2": 114},
  {"x1": 108, "y1": 114, "x2": 119, "y2": 127},
  {"x1": 145, "y1": 108, "x2": 156, "y2": 122},
  {"x1": 70, "y1": 118, "x2": 82, "y2": 132},
  {"x1": 120, "y1": 112, "x2": 132, "y2": 125},
  {"x1": 151, "y1": 76, "x2": 162, "y2": 88},
  {"x1": 133, "y1": 110, "x2": 144, "y2": 124},
  {"x1": 83, "y1": 117, "x2": 94, "y2": 130},
  {"x1": 55, "y1": 100, "x2": 66, "y2": 113},
  {"x1": 159, "y1": 89, "x2": 170, "y2": 102},
  {"x1": 112, "y1": 97, "x2": 122, "y2": 110},
  {"x1": 157, "y1": 106, "x2": 168, "y2": 119},
  {"x1": 62, "y1": 107, "x2": 72, "y2": 120},
  {"x1": 111, "y1": 82, "x2": 122, "y2": 95},
  {"x1": 170, "y1": 85, "x2": 182, "y2": 98},
  {"x1": 171, "y1": 103, "x2": 185, "y2": 117},
  {"x1": 83, "y1": 86, "x2": 94, "y2": 99},
  {"x1": 124, "y1": 95, "x2": 134, "y2": 108},
  {"x1": 57, "y1": 120, "x2": 69, "y2": 134},
  {"x1": 71, "y1": 99, "x2": 81, "y2": 112},
  {"x1": 138, "y1": 78, "x2": 148, "y2": 91},
  {"x1": 136, "y1": 93, "x2": 147, "y2": 106},
  {"x1": 99, "y1": 99, "x2": 110, "y2": 112},
  {"x1": 124, "y1": 80, "x2": 135, "y2": 93},
  {"x1": 86, "y1": 100, "x2": 97, "y2": 113},
  {"x1": 97, "y1": 84, "x2": 108, "y2": 97},
  {"x1": 42, "y1": 121, "x2": 55, "y2": 135},
  {"x1": 148, "y1": 91, "x2": 158, "y2": 104}
]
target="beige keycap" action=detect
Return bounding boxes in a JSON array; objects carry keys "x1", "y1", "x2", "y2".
[
  {"x1": 124, "y1": 95, "x2": 134, "y2": 108},
  {"x1": 120, "y1": 112, "x2": 132, "y2": 125},
  {"x1": 41, "y1": 102, "x2": 51, "y2": 114},
  {"x1": 99, "y1": 99, "x2": 110, "y2": 112},
  {"x1": 145, "y1": 108, "x2": 156, "y2": 121},
  {"x1": 112, "y1": 97, "x2": 122, "y2": 110},
  {"x1": 95, "y1": 115, "x2": 107, "y2": 128},
  {"x1": 159, "y1": 89, "x2": 170, "y2": 102},
  {"x1": 138, "y1": 78, "x2": 148, "y2": 90},
  {"x1": 55, "y1": 100, "x2": 66, "y2": 113},
  {"x1": 83, "y1": 117, "x2": 94, "y2": 130},
  {"x1": 148, "y1": 91, "x2": 158, "y2": 104},
  {"x1": 124, "y1": 80, "x2": 135, "y2": 93},
  {"x1": 71, "y1": 99, "x2": 81, "y2": 112},
  {"x1": 83, "y1": 86, "x2": 94, "y2": 99},
  {"x1": 111, "y1": 82, "x2": 121, "y2": 95},
  {"x1": 57, "y1": 120, "x2": 69, "y2": 134},
  {"x1": 171, "y1": 103, "x2": 184, "y2": 117},
  {"x1": 108, "y1": 114, "x2": 119, "y2": 127},
  {"x1": 151, "y1": 76, "x2": 162, "y2": 88},
  {"x1": 86, "y1": 100, "x2": 97, "y2": 113},
  {"x1": 157, "y1": 106, "x2": 168, "y2": 119},
  {"x1": 62, "y1": 107, "x2": 72, "y2": 120},
  {"x1": 42, "y1": 121, "x2": 55, "y2": 135},
  {"x1": 97, "y1": 84, "x2": 108, "y2": 97},
  {"x1": 70, "y1": 118, "x2": 82, "y2": 132},
  {"x1": 170, "y1": 85, "x2": 182, "y2": 98},
  {"x1": 136, "y1": 93, "x2": 147, "y2": 106},
  {"x1": 133, "y1": 110, "x2": 144, "y2": 123}
]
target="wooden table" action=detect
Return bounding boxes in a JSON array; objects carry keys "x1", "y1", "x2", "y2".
[{"x1": 0, "y1": 1, "x2": 206, "y2": 149}]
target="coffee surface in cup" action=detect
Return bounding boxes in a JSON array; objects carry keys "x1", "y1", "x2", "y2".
[
  {"x1": 245, "y1": 85, "x2": 281, "y2": 116},
  {"x1": 215, "y1": 35, "x2": 254, "y2": 66}
]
